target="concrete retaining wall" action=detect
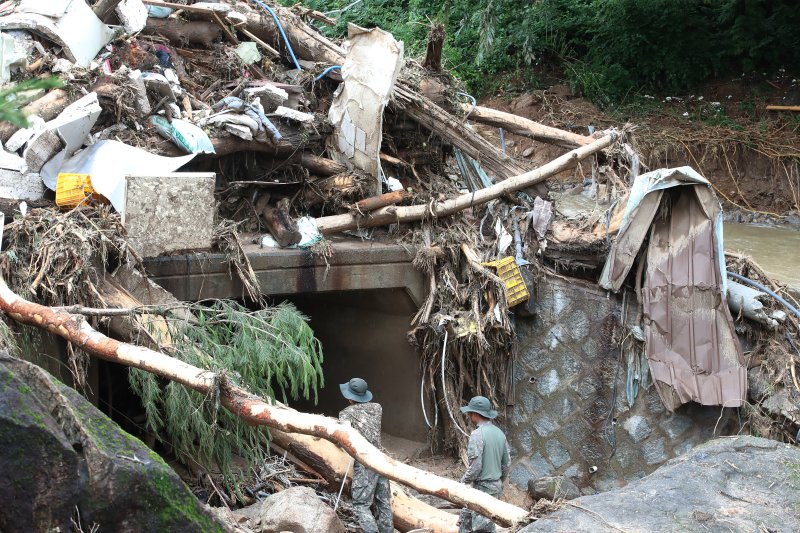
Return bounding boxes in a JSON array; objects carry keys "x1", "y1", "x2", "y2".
[{"x1": 507, "y1": 276, "x2": 733, "y2": 493}]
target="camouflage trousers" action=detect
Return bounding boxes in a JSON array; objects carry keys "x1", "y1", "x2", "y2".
[
  {"x1": 458, "y1": 479, "x2": 502, "y2": 533},
  {"x1": 352, "y1": 462, "x2": 393, "y2": 533}
]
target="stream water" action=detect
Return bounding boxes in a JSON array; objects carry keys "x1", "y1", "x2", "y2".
[{"x1": 723, "y1": 223, "x2": 800, "y2": 288}]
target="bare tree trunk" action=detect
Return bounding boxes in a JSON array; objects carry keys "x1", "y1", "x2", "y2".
[
  {"x1": 315, "y1": 132, "x2": 616, "y2": 234},
  {"x1": 352, "y1": 190, "x2": 411, "y2": 213},
  {"x1": 0, "y1": 279, "x2": 528, "y2": 527},
  {"x1": 271, "y1": 429, "x2": 458, "y2": 532},
  {"x1": 92, "y1": 0, "x2": 123, "y2": 22},
  {"x1": 143, "y1": 18, "x2": 222, "y2": 48},
  {"x1": 263, "y1": 198, "x2": 302, "y2": 247},
  {"x1": 300, "y1": 152, "x2": 348, "y2": 176},
  {"x1": 0, "y1": 89, "x2": 69, "y2": 142},
  {"x1": 423, "y1": 24, "x2": 445, "y2": 72},
  {"x1": 462, "y1": 104, "x2": 593, "y2": 148}
]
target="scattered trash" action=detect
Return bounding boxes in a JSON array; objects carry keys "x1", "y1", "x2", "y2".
[
  {"x1": 150, "y1": 116, "x2": 215, "y2": 154},
  {"x1": 0, "y1": 0, "x2": 115, "y2": 67}
]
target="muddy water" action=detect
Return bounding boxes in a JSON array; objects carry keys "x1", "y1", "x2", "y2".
[{"x1": 724, "y1": 223, "x2": 800, "y2": 287}]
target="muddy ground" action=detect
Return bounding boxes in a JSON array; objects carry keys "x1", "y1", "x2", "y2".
[{"x1": 479, "y1": 75, "x2": 800, "y2": 218}]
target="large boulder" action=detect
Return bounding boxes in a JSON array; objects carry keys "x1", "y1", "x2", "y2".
[
  {"x1": 0, "y1": 352, "x2": 227, "y2": 532},
  {"x1": 232, "y1": 486, "x2": 346, "y2": 533},
  {"x1": 527, "y1": 476, "x2": 580, "y2": 501},
  {"x1": 520, "y1": 436, "x2": 800, "y2": 532}
]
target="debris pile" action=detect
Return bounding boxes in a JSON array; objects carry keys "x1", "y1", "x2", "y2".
[{"x1": 0, "y1": 1, "x2": 797, "y2": 531}]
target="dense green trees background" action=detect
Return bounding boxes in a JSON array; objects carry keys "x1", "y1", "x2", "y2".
[{"x1": 289, "y1": 0, "x2": 800, "y2": 107}]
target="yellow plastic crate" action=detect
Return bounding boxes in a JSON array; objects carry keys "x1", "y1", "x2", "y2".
[
  {"x1": 483, "y1": 256, "x2": 530, "y2": 307},
  {"x1": 56, "y1": 173, "x2": 95, "y2": 209}
]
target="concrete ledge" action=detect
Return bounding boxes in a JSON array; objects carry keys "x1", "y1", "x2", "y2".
[{"x1": 144, "y1": 238, "x2": 425, "y2": 304}]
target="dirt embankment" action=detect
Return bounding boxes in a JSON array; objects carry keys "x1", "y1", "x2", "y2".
[{"x1": 479, "y1": 82, "x2": 800, "y2": 218}]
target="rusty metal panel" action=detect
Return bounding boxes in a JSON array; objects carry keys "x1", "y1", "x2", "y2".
[
  {"x1": 643, "y1": 185, "x2": 745, "y2": 410},
  {"x1": 600, "y1": 167, "x2": 746, "y2": 411}
]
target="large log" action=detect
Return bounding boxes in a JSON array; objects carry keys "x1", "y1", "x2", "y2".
[
  {"x1": 461, "y1": 104, "x2": 594, "y2": 148},
  {"x1": 0, "y1": 89, "x2": 69, "y2": 142},
  {"x1": 142, "y1": 18, "x2": 222, "y2": 48},
  {"x1": 271, "y1": 429, "x2": 458, "y2": 533},
  {"x1": 315, "y1": 131, "x2": 617, "y2": 234},
  {"x1": 300, "y1": 152, "x2": 348, "y2": 176},
  {"x1": 352, "y1": 190, "x2": 411, "y2": 213},
  {"x1": 0, "y1": 279, "x2": 528, "y2": 527}
]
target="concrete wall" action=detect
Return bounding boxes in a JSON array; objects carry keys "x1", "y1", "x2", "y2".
[
  {"x1": 284, "y1": 289, "x2": 428, "y2": 441},
  {"x1": 507, "y1": 276, "x2": 734, "y2": 493}
]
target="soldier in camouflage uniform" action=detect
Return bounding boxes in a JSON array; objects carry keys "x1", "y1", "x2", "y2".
[
  {"x1": 339, "y1": 377, "x2": 393, "y2": 533},
  {"x1": 458, "y1": 396, "x2": 510, "y2": 533}
]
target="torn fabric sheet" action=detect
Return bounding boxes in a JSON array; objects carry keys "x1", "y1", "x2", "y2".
[
  {"x1": 600, "y1": 167, "x2": 746, "y2": 411},
  {"x1": 0, "y1": 0, "x2": 115, "y2": 67},
  {"x1": 327, "y1": 24, "x2": 404, "y2": 194},
  {"x1": 52, "y1": 140, "x2": 196, "y2": 214}
]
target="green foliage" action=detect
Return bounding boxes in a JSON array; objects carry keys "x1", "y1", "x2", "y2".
[
  {"x1": 289, "y1": 0, "x2": 800, "y2": 107},
  {"x1": 0, "y1": 77, "x2": 62, "y2": 127},
  {"x1": 129, "y1": 300, "x2": 323, "y2": 495}
]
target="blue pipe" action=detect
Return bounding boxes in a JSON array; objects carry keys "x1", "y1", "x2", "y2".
[
  {"x1": 248, "y1": 0, "x2": 302, "y2": 71},
  {"x1": 726, "y1": 271, "x2": 800, "y2": 321},
  {"x1": 314, "y1": 65, "x2": 342, "y2": 81}
]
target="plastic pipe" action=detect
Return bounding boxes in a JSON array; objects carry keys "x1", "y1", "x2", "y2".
[
  {"x1": 726, "y1": 271, "x2": 800, "y2": 321},
  {"x1": 248, "y1": 0, "x2": 302, "y2": 71}
]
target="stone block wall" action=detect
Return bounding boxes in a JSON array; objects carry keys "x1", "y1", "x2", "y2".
[{"x1": 507, "y1": 276, "x2": 733, "y2": 493}]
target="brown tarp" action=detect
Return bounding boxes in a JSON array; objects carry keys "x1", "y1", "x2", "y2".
[{"x1": 601, "y1": 168, "x2": 746, "y2": 411}]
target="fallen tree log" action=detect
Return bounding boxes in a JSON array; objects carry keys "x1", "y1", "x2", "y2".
[
  {"x1": 271, "y1": 429, "x2": 458, "y2": 533},
  {"x1": 351, "y1": 190, "x2": 411, "y2": 213},
  {"x1": 299, "y1": 152, "x2": 348, "y2": 176},
  {"x1": 315, "y1": 131, "x2": 617, "y2": 234},
  {"x1": 461, "y1": 104, "x2": 593, "y2": 148},
  {"x1": 142, "y1": 18, "x2": 222, "y2": 48},
  {"x1": 0, "y1": 89, "x2": 69, "y2": 142},
  {"x1": 0, "y1": 279, "x2": 528, "y2": 527},
  {"x1": 263, "y1": 198, "x2": 302, "y2": 247}
]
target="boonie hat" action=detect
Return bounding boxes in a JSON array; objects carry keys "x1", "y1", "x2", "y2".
[
  {"x1": 459, "y1": 395, "x2": 498, "y2": 419},
  {"x1": 340, "y1": 377, "x2": 373, "y2": 403}
]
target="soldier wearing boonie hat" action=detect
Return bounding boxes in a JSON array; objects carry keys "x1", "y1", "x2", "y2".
[
  {"x1": 339, "y1": 377, "x2": 393, "y2": 533},
  {"x1": 458, "y1": 396, "x2": 510, "y2": 533}
]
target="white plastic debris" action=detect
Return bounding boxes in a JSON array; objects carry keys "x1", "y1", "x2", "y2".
[
  {"x1": 32, "y1": 92, "x2": 103, "y2": 186},
  {"x1": 273, "y1": 106, "x2": 314, "y2": 123},
  {"x1": 51, "y1": 58, "x2": 75, "y2": 73},
  {"x1": 150, "y1": 116, "x2": 215, "y2": 154},
  {"x1": 385, "y1": 176, "x2": 403, "y2": 192},
  {"x1": 0, "y1": 0, "x2": 115, "y2": 67},
  {"x1": 235, "y1": 42, "x2": 261, "y2": 65},
  {"x1": 115, "y1": 0, "x2": 148, "y2": 34},
  {"x1": 0, "y1": 32, "x2": 27, "y2": 83},
  {"x1": 495, "y1": 219, "x2": 513, "y2": 255}
]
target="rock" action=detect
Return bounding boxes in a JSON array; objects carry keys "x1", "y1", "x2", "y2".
[
  {"x1": 519, "y1": 436, "x2": 800, "y2": 533},
  {"x1": 0, "y1": 353, "x2": 226, "y2": 532},
  {"x1": 522, "y1": 146, "x2": 535, "y2": 157},
  {"x1": 527, "y1": 476, "x2": 580, "y2": 501},
  {"x1": 232, "y1": 486, "x2": 346, "y2": 533}
]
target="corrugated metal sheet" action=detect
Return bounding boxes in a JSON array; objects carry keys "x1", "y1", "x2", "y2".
[{"x1": 601, "y1": 168, "x2": 746, "y2": 411}]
